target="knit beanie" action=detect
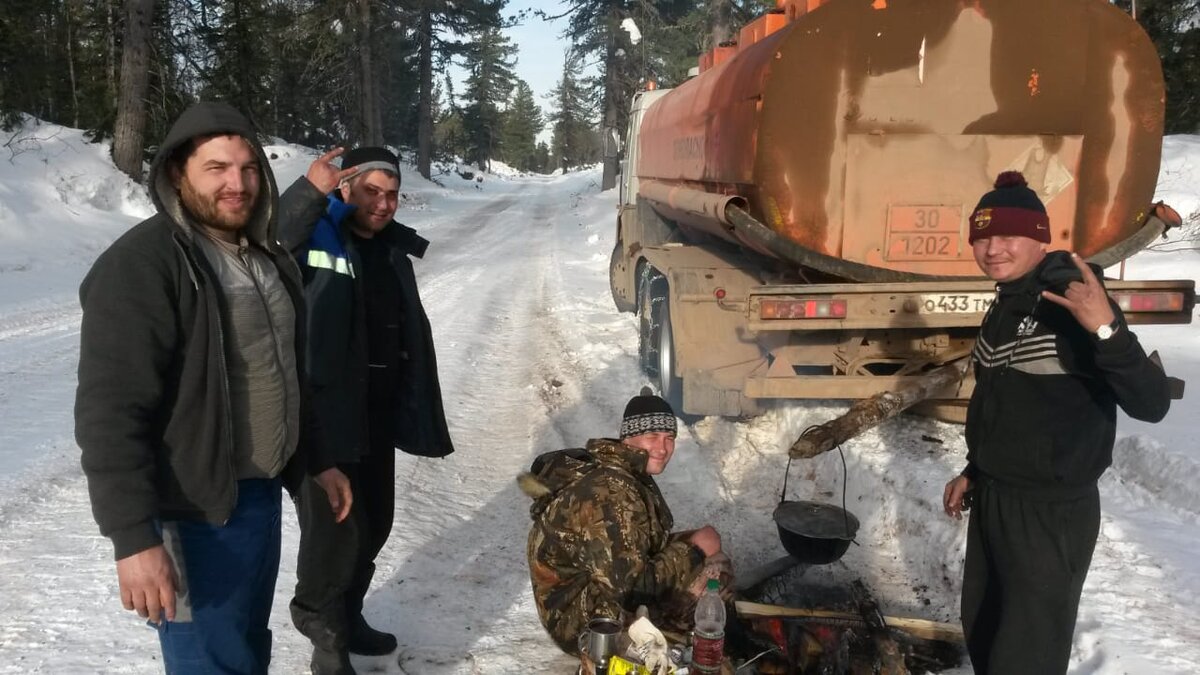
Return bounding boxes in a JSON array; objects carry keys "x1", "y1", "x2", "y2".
[
  {"x1": 341, "y1": 146, "x2": 401, "y2": 186},
  {"x1": 967, "y1": 171, "x2": 1050, "y2": 244},
  {"x1": 619, "y1": 387, "x2": 677, "y2": 439}
]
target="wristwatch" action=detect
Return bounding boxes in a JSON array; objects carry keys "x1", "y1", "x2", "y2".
[{"x1": 1095, "y1": 319, "x2": 1120, "y2": 341}]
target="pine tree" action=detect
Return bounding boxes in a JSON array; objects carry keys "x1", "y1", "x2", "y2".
[
  {"x1": 549, "y1": 55, "x2": 598, "y2": 172},
  {"x1": 433, "y1": 73, "x2": 468, "y2": 164},
  {"x1": 434, "y1": 108, "x2": 468, "y2": 165},
  {"x1": 1115, "y1": 0, "x2": 1200, "y2": 133},
  {"x1": 0, "y1": 0, "x2": 127, "y2": 133},
  {"x1": 552, "y1": 0, "x2": 630, "y2": 187},
  {"x1": 500, "y1": 80, "x2": 543, "y2": 172},
  {"x1": 182, "y1": 0, "x2": 277, "y2": 132},
  {"x1": 644, "y1": 0, "x2": 771, "y2": 87},
  {"x1": 532, "y1": 140, "x2": 551, "y2": 173},
  {"x1": 413, "y1": 0, "x2": 508, "y2": 179},
  {"x1": 545, "y1": 0, "x2": 729, "y2": 188},
  {"x1": 112, "y1": 0, "x2": 154, "y2": 180},
  {"x1": 377, "y1": 6, "x2": 422, "y2": 149},
  {"x1": 0, "y1": 0, "x2": 429, "y2": 163},
  {"x1": 462, "y1": 26, "x2": 516, "y2": 171}
]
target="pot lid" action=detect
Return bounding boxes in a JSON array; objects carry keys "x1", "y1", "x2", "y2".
[{"x1": 773, "y1": 500, "x2": 859, "y2": 541}]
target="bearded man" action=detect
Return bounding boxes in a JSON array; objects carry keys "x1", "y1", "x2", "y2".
[{"x1": 76, "y1": 101, "x2": 351, "y2": 674}]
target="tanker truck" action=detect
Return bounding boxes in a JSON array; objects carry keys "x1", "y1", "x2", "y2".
[{"x1": 610, "y1": 0, "x2": 1195, "y2": 420}]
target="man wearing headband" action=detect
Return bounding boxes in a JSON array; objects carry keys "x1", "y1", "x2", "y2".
[
  {"x1": 520, "y1": 388, "x2": 726, "y2": 656},
  {"x1": 280, "y1": 147, "x2": 455, "y2": 674},
  {"x1": 942, "y1": 171, "x2": 1171, "y2": 673}
]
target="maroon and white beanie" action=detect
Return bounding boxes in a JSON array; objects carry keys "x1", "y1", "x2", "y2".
[{"x1": 968, "y1": 171, "x2": 1051, "y2": 244}]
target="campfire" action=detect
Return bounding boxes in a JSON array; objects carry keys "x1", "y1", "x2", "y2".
[{"x1": 732, "y1": 562, "x2": 963, "y2": 674}]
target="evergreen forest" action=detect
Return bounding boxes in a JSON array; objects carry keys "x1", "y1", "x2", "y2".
[{"x1": 1, "y1": 1, "x2": 1197, "y2": 182}]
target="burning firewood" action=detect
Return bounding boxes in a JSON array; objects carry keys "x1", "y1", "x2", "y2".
[{"x1": 735, "y1": 600, "x2": 963, "y2": 643}]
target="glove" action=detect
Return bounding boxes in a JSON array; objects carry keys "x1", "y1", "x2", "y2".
[{"x1": 627, "y1": 616, "x2": 670, "y2": 675}]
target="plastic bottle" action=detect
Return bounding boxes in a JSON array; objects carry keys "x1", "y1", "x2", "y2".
[{"x1": 690, "y1": 578, "x2": 725, "y2": 673}]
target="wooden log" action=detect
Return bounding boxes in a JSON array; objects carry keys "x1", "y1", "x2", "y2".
[
  {"x1": 852, "y1": 579, "x2": 907, "y2": 675},
  {"x1": 788, "y1": 360, "x2": 968, "y2": 459},
  {"x1": 735, "y1": 600, "x2": 965, "y2": 644}
]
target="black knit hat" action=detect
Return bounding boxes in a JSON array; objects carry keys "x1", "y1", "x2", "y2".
[
  {"x1": 341, "y1": 146, "x2": 401, "y2": 186},
  {"x1": 619, "y1": 387, "x2": 677, "y2": 439},
  {"x1": 968, "y1": 171, "x2": 1050, "y2": 244}
]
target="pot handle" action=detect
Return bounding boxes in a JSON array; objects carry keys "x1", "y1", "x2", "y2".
[{"x1": 779, "y1": 456, "x2": 794, "y2": 504}]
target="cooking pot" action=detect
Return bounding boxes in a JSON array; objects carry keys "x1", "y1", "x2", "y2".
[
  {"x1": 773, "y1": 452, "x2": 859, "y2": 565},
  {"x1": 772, "y1": 500, "x2": 859, "y2": 565}
]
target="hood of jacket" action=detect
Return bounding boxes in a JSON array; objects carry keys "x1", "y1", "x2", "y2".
[
  {"x1": 147, "y1": 101, "x2": 277, "y2": 246},
  {"x1": 517, "y1": 439, "x2": 650, "y2": 518}
]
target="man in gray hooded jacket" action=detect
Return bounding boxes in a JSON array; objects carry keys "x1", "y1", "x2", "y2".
[{"x1": 76, "y1": 101, "x2": 351, "y2": 674}]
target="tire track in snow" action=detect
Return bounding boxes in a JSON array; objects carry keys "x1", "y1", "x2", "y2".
[
  {"x1": 410, "y1": 194, "x2": 521, "y2": 316},
  {"x1": 0, "y1": 298, "x2": 82, "y2": 484},
  {"x1": 0, "y1": 299, "x2": 146, "y2": 673},
  {"x1": 367, "y1": 180, "x2": 588, "y2": 672}
]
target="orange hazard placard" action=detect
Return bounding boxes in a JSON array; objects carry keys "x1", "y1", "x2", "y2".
[{"x1": 885, "y1": 205, "x2": 963, "y2": 262}]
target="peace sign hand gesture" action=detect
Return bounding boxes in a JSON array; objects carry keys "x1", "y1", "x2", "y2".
[
  {"x1": 305, "y1": 147, "x2": 359, "y2": 194},
  {"x1": 1041, "y1": 252, "x2": 1116, "y2": 333}
]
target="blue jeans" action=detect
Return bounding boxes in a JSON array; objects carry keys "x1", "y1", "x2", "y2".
[{"x1": 157, "y1": 478, "x2": 283, "y2": 674}]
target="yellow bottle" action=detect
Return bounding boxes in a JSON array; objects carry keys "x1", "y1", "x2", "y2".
[{"x1": 606, "y1": 655, "x2": 652, "y2": 675}]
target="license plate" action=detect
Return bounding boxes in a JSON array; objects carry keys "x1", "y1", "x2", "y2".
[
  {"x1": 917, "y1": 293, "x2": 994, "y2": 314},
  {"x1": 885, "y1": 205, "x2": 963, "y2": 261}
]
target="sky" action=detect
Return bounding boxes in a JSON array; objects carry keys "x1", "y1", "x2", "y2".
[
  {"x1": 505, "y1": 0, "x2": 574, "y2": 108},
  {"x1": 451, "y1": 0, "x2": 602, "y2": 144}
]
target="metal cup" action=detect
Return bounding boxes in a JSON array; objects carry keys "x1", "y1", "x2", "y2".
[{"x1": 582, "y1": 617, "x2": 621, "y2": 671}]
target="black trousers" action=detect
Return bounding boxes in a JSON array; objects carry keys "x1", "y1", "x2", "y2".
[
  {"x1": 291, "y1": 396, "x2": 397, "y2": 649},
  {"x1": 961, "y1": 478, "x2": 1101, "y2": 674}
]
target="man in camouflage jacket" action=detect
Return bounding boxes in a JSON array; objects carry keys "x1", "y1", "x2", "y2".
[{"x1": 520, "y1": 389, "x2": 724, "y2": 654}]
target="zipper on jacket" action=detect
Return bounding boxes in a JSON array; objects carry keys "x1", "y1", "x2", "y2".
[
  {"x1": 975, "y1": 289, "x2": 1043, "y2": 464},
  {"x1": 172, "y1": 236, "x2": 201, "y2": 290},
  {"x1": 241, "y1": 245, "x2": 295, "y2": 468},
  {"x1": 178, "y1": 235, "x2": 240, "y2": 518}
]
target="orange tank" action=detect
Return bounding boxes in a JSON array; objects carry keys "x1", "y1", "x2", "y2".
[{"x1": 636, "y1": 0, "x2": 1165, "y2": 278}]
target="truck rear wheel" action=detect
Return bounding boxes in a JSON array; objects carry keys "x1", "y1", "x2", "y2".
[
  {"x1": 651, "y1": 284, "x2": 685, "y2": 414},
  {"x1": 637, "y1": 265, "x2": 663, "y2": 377},
  {"x1": 610, "y1": 239, "x2": 636, "y2": 313},
  {"x1": 638, "y1": 266, "x2": 692, "y2": 416}
]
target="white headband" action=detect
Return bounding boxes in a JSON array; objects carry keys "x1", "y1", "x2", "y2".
[{"x1": 340, "y1": 160, "x2": 399, "y2": 186}]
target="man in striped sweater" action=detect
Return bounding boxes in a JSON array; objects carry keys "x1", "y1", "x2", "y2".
[{"x1": 942, "y1": 171, "x2": 1171, "y2": 674}]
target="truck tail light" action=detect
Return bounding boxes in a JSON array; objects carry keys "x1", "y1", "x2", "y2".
[
  {"x1": 1112, "y1": 291, "x2": 1186, "y2": 313},
  {"x1": 760, "y1": 298, "x2": 848, "y2": 319}
]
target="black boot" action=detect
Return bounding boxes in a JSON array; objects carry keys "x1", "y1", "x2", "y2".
[
  {"x1": 310, "y1": 647, "x2": 356, "y2": 675},
  {"x1": 347, "y1": 613, "x2": 397, "y2": 655},
  {"x1": 345, "y1": 563, "x2": 397, "y2": 655}
]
